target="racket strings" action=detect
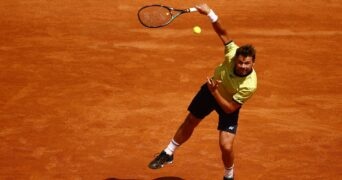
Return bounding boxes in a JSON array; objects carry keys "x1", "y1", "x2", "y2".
[{"x1": 138, "y1": 6, "x2": 172, "y2": 27}]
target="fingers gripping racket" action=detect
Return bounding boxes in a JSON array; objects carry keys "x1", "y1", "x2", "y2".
[{"x1": 137, "y1": 4, "x2": 197, "y2": 28}]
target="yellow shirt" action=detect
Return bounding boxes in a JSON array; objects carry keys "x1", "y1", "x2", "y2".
[{"x1": 213, "y1": 41, "x2": 257, "y2": 104}]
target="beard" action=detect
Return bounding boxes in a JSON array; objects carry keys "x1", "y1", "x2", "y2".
[{"x1": 234, "y1": 67, "x2": 253, "y2": 77}]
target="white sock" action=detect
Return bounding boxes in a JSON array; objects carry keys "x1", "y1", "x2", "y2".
[
  {"x1": 164, "y1": 139, "x2": 180, "y2": 155},
  {"x1": 224, "y1": 165, "x2": 234, "y2": 178}
]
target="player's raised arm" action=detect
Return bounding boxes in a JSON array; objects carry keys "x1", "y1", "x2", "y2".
[{"x1": 196, "y1": 4, "x2": 231, "y2": 45}]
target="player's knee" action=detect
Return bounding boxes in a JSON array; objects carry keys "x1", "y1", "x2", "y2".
[
  {"x1": 220, "y1": 142, "x2": 233, "y2": 153},
  {"x1": 184, "y1": 113, "x2": 201, "y2": 128}
]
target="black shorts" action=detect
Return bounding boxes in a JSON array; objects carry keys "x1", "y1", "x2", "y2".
[{"x1": 187, "y1": 83, "x2": 240, "y2": 134}]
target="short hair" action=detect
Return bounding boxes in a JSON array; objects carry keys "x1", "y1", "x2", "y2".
[{"x1": 235, "y1": 44, "x2": 256, "y2": 62}]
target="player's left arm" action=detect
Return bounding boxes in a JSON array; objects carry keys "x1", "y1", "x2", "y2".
[
  {"x1": 206, "y1": 78, "x2": 241, "y2": 113},
  {"x1": 196, "y1": 3, "x2": 231, "y2": 45}
]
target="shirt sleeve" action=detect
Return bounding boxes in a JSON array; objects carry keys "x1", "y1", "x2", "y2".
[
  {"x1": 224, "y1": 41, "x2": 239, "y2": 61},
  {"x1": 232, "y1": 86, "x2": 256, "y2": 104}
]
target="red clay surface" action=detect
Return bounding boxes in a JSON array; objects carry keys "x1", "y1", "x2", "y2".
[{"x1": 1, "y1": 0, "x2": 341, "y2": 179}]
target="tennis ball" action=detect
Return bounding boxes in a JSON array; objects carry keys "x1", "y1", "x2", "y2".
[{"x1": 193, "y1": 26, "x2": 201, "y2": 34}]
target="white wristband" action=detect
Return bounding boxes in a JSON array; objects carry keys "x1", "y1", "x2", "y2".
[{"x1": 207, "y1": 9, "x2": 218, "y2": 23}]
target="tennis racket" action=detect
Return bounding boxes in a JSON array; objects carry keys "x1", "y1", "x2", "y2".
[{"x1": 137, "y1": 4, "x2": 197, "y2": 28}]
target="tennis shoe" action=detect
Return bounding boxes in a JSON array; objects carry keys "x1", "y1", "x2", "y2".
[
  {"x1": 148, "y1": 151, "x2": 173, "y2": 169},
  {"x1": 223, "y1": 176, "x2": 234, "y2": 180}
]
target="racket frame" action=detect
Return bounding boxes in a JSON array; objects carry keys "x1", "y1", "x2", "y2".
[{"x1": 137, "y1": 4, "x2": 197, "y2": 28}]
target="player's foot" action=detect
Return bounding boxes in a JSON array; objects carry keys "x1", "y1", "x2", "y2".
[
  {"x1": 223, "y1": 176, "x2": 234, "y2": 180},
  {"x1": 148, "y1": 151, "x2": 173, "y2": 169}
]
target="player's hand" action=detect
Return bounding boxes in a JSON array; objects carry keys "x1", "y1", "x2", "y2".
[
  {"x1": 195, "y1": 3, "x2": 211, "y2": 15},
  {"x1": 206, "y1": 77, "x2": 222, "y2": 94}
]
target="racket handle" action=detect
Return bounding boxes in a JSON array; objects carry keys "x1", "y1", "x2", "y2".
[{"x1": 188, "y1": 7, "x2": 197, "y2": 12}]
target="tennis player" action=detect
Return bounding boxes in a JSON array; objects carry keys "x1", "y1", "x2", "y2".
[{"x1": 148, "y1": 3, "x2": 257, "y2": 180}]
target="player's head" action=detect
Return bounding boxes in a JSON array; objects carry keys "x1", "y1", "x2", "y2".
[
  {"x1": 236, "y1": 44, "x2": 256, "y2": 62},
  {"x1": 234, "y1": 45, "x2": 256, "y2": 77}
]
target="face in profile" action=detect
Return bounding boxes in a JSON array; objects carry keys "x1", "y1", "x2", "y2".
[{"x1": 234, "y1": 55, "x2": 254, "y2": 77}]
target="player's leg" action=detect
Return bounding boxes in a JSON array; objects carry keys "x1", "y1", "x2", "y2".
[
  {"x1": 171, "y1": 83, "x2": 215, "y2": 152},
  {"x1": 220, "y1": 131, "x2": 236, "y2": 180},
  {"x1": 148, "y1": 113, "x2": 201, "y2": 169},
  {"x1": 216, "y1": 107, "x2": 239, "y2": 179},
  {"x1": 148, "y1": 84, "x2": 214, "y2": 169},
  {"x1": 172, "y1": 113, "x2": 201, "y2": 145}
]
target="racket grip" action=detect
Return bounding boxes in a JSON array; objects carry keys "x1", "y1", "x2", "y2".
[{"x1": 188, "y1": 7, "x2": 197, "y2": 12}]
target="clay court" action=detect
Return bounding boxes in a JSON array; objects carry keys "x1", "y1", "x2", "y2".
[{"x1": 1, "y1": 0, "x2": 341, "y2": 179}]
